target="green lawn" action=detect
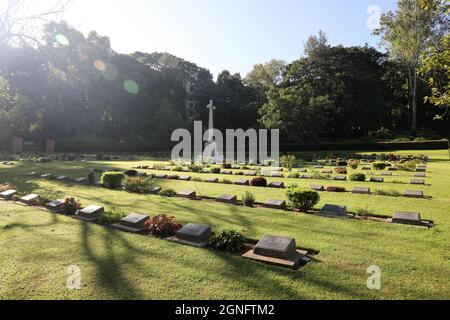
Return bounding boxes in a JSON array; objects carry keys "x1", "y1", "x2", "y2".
[{"x1": 1, "y1": 149, "x2": 449, "y2": 300}]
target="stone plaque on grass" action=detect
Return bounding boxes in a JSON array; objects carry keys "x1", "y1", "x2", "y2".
[
  {"x1": 370, "y1": 177, "x2": 384, "y2": 183},
  {"x1": 74, "y1": 178, "x2": 87, "y2": 184},
  {"x1": 56, "y1": 176, "x2": 69, "y2": 181},
  {"x1": 319, "y1": 204, "x2": 347, "y2": 218},
  {"x1": 179, "y1": 176, "x2": 192, "y2": 181},
  {"x1": 245, "y1": 171, "x2": 257, "y2": 176},
  {"x1": 380, "y1": 172, "x2": 392, "y2": 176},
  {"x1": 392, "y1": 212, "x2": 423, "y2": 226},
  {"x1": 156, "y1": 174, "x2": 167, "y2": 179},
  {"x1": 268, "y1": 181, "x2": 285, "y2": 188},
  {"x1": 40, "y1": 174, "x2": 53, "y2": 179},
  {"x1": 75, "y1": 205, "x2": 104, "y2": 222},
  {"x1": 414, "y1": 173, "x2": 426, "y2": 178},
  {"x1": 147, "y1": 186, "x2": 161, "y2": 194},
  {"x1": 321, "y1": 170, "x2": 332, "y2": 174},
  {"x1": 411, "y1": 179, "x2": 425, "y2": 185},
  {"x1": 362, "y1": 166, "x2": 371, "y2": 170},
  {"x1": 0, "y1": 190, "x2": 17, "y2": 199},
  {"x1": 222, "y1": 170, "x2": 233, "y2": 175},
  {"x1": 264, "y1": 200, "x2": 286, "y2": 210},
  {"x1": 310, "y1": 185, "x2": 325, "y2": 191},
  {"x1": 26, "y1": 172, "x2": 38, "y2": 176},
  {"x1": 416, "y1": 168, "x2": 427, "y2": 172},
  {"x1": 352, "y1": 187, "x2": 371, "y2": 195},
  {"x1": 177, "y1": 190, "x2": 197, "y2": 199},
  {"x1": 334, "y1": 175, "x2": 347, "y2": 181},
  {"x1": 271, "y1": 172, "x2": 284, "y2": 178},
  {"x1": 206, "y1": 178, "x2": 219, "y2": 183},
  {"x1": 113, "y1": 213, "x2": 149, "y2": 233},
  {"x1": 404, "y1": 190, "x2": 424, "y2": 198},
  {"x1": 301, "y1": 175, "x2": 313, "y2": 179},
  {"x1": 234, "y1": 180, "x2": 250, "y2": 186},
  {"x1": 171, "y1": 223, "x2": 212, "y2": 247},
  {"x1": 217, "y1": 194, "x2": 238, "y2": 204},
  {"x1": 388, "y1": 167, "x2": 398, "y2": 171},
  {"x1": 45, "y1": 199, "x2": 63, "y2": 212},
  {"x1": 19, "y1": 194, "x2": 39, "y2": 205},
  {"x1": 298, "y1": 169, "x2": 308, "y2": 173}
]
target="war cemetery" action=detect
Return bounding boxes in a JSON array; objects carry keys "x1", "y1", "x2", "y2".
[{"x1": 0, "y1": 0, "x2": 449, "y2": 303}]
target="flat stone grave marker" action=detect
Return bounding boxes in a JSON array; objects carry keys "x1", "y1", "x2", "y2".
[
  {"x1": 179, "y1": 176, "x2": 191, "y2": 181},
  {"x1": 334, "y1": 175, "x2": 347, "y2": 181},
  {"x1": 136, "y1": 172, "x2": 147, "y2": 177},
  {"x1": 113, "y1": 213, "x2": 149, "y2": 233},
  {"x1": 268, "y1": 181, "x2": 285, "y2": 188},
  {"x1": 94, "y1": 181, "x2": 103, "y2": 187},
  {"x1": 404, "y1": 190, "x2": 424, "y2": 198},
  {"x1": 0, "y1": 161, "x2": 7, "y2": 164},
  {"x1": 26, "y1": 172, "x2": 38, "y2": 176},
  {"x1": 56, "y1": 176, "x2": 69, "y2": 181},
  {"x1": 242, "y1": 235, "x2": 305, "y2": 270},
  {"x1": 177, "y1": 190, "x2": 197, "y2": 199},
  {"x1": 319, "y1": 204, "x2": 347, "y2": 218},
  {"x1": 298, "y1": 168, "x2": 308, "y2": 173},
  {"x1": 380, "y1": 172, "x2": 392, "y2": 176},
  {"x1": 392, "y1": 212, "x2": 423, "y2": 227},
  {"x1": 411, "y1": 179, "x2": 425, "y2": 185},
  {"x1": 74, "y1": 178, "x2": 87, "y2": 183},
  {"x1": 156, "y1": 174, "x2": 167, "y2": 179},
  {"x1": 0, "y1": 190, "x2": 17, "y2": 199},
  {"x1": 416, "y1": 167, "x2": 427, "y2": 172},
  {"x1": 206, "y1": 178, "x2": 219, "y2": 183},
  {"x1": 75, "y1": 205, "x2": 104, "y2": 222},
  {"x1": 161, "y1": 166, "x2": 171, "y2": 171},
  {"x1": 222, "y1": 170, "x2": 233, "y2": 175},
  {"x1": 388, "y1": 167, "x2": 398, "y2": 171},
  {"x1": 170, "y1": 223, "x2": 212, "y2": 248},
  {"x1": 217, "y1": 194, "x2": 238, "y2": 204},
  {"x1": 314, "y1": 166, "x2": 324, "y2": 169},
  {"x1": 45, "y1": 199, "x2": 64, "y2": 212},
  {"x1": 362, "y1": 166, "x2": 371, "y2": 170},
  {"x1": 352, "y1": 187, "x2": 371, "y2": 194},
  {"x1": 272, "y1": 167, "x2": 283, "y2": 172},
  {"x1": 321, "y1": 170, "x2": 332, "y2": 174},
  {"x1": 264, "y1": 200, "x2": 287, "y2": 210},
  {"x1": 40, "y1": 174, "x2": 53, "y2": 179},
  {"x1": 310, "y1": 185, "x2": 325, "y2": 191},
  {"x1": 19, "y1": 194, "x2": 39, "y2": 205},
  {"x1": 234, "y1": 180, "x2": 249, "y2": 186},
  {"x1": 370, "y1": 177, "x2": 384, "y2": 183},
  {"x1": 245, "y1": 171, "x2": 257, "y2": 176},
  {"x1": 301, "y1": 175, "x2": 313, "y2": 179},
  {"x1": 414, "y1": 173, "x2": 426, "y2": 178},
  {"x1": 147, "y1": 186, "x2": 161, "y2": 194},
  {"x1": 201, "y1": 168, "x2": 210, "y2": 173},
  {"x1": 272, "y1": 172, "x2": 284, "y2": 178}
]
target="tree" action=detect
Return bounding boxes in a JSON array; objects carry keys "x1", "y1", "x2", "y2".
[
  {"x1": 374, "y1": 0, "x2": 447, "y2": 130},
  {"x1": 245, "y1": 59, "x2": 286, "y2": 89}
]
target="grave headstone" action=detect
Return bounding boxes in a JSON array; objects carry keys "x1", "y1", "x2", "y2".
[
  {"x1": 414, "y1": 173, "x2": 426, "y2": 178},
  {"x1": 310, "y1": 185, "x2": 325, "y2": 191},
  {"x1": 416, "y1": 168, "x2": 427, "y2": 172},
  {"x1": 171, "y1": 223, "x2": 212, "y2": 247},
  {"x1": 268, "y1": 181, "x2": 285, "y2": 188},
  {"x1": 370, "y1": 177, "x2": 384, "y2": 183},
  {"x1": 179, "y1": 176, "x2": 192, "y2": 181},
  {"x1": 392, "y1": 212, "x2": 423, "y2": 227},
  {"x1": 301, "y1": 175, "x2": 313, "y2": 179},
  {"x1": 177, "y1": 190, "x2": 197, "y2": 199},
  {"x1": 222, "y1": 170, "x2": 233, "y2": 175},
  {"x1": 404, "y1": 190, "x2": 424, "y2": 198},
  {"x1": 217, "y1": 194, "x2": 238, "y2": 204},
  {"x1": 321, "y1": 170, "x2": 332, "y2": 174},
  {"x1": 352, "y1": 187, "x2": 371, "y2": 195},
  {"x1": 234, "y1": 180, "x2": 250, "y2": 186},
  {"x1": 245, "y1": 171, "x2": 257, "y2": 176},
  {"x1": 40, "y1": 174, "x2": 53, "y2": 179},
  {"x1": 26, "y1": 172, "x2": 38, "y2": 176},
  {"x1": 388, "y1": 167, "x2": 398, "y2": 171},
  {"x1": 272, "y1": 167, "x2": 283, "y2": 172},
  {"x1": 156, "y1": 174, "x2": 167, "y2": 179},
  {"x1": 411, "y1": 179, "x2": 425, "y2": 185},
  {"x1": 19, "y1": 194, "x2": 39, "y2": 205},
  {"x1": 56, "y1": 176, "x2": 69, "y2": 181},
  {"x1": 264, "y1": 200, "x2": 287, "y2": 210},
  {"x1": 113, "y1": 213, "x2": 149, "y2": 233},
  {"x1": 75, "y1": 205, "x2": 104, "y2": 222},
  {"x1": 147, "y1": 186, "x2": 161, "y2": 194},
  {"x1": 380, "y1": 172, "x2": 392, "y2": 176},
  {"x1": 314, "y1": 166, "x2": 324, "y2": 169},
  {"x1": 0, "y1": 190, "x2": 17, "y2": 199},
  {"x1": 298, "y1": 169, "x2": 308, "y2": 173},
  {"x1": 45, "y1": 199, "x2": 64, "y2": 212},
  {"x1": 201, "y1": 168, "x2": 210, "y2": 173},
  {"x1": 206, "y1": 178, "x2": 219, "y2": 183},
  {"x1": 362, "y1": 166, "x2": 371, "y2": 170},
  {"x1": 319, "y1": 204, "x2": 347, "y2": 218},
  {"x1": 271, "y1": 172, "x2": 284, "y2": 178},
  {"x1": 334, "y1": 175, "x2": 347, "y2": 181}
]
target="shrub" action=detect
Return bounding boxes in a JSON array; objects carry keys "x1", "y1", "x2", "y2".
[
  {"x1": 337, "y1": 161, "x2": 348, "y2": 167},
  {"x1": 313, "y1": 171, "x2": 331, "y2": 180},
  {"x1": 123, "y1": 176, "x2": 152, "y2": 193},
  {"x1": 189, "y1": 164, "x2": 203, "y2": 173},
  {"x1": 234, "y1": 171, "x2": 244, "y2": 175},
  {"x1": 208, "y1": 229, "x2": 246, "y2": 253},
  {"x1": 374, "y1": 189, "x2": 400, "y2": 197},
  {"x1": 288, "y1": 172, "x2": 300, "y2": 179},
  {"x1": 101, "y1": 171, "x2": 125, "y2": 189},
  {"x1": 192, "y1": 177, "x2": 203, "y2": 182},
  {"x1": 221, "y1": 178, "x2": 232, "y2": 184},
  {"x1": 99, "y1": 211, "x2": 125, "y2": 225},
  {"x1": 335, "y1": 167, "x2": 347, "y2": 174},
  {"x1": 145, "y1": 214, "x2": 182, "y2": 237},
  {"x1": 348, "y1": 160, "x2": 360, "y2": 169},
  {"x1": 61, "y1": 198, "x2": 81, "y2": 215},
  {"x1": 350, "y1": 173, "x2": 366, "y2": 182},
  {"x1": 286, "y1": 188, "x2": 320, "y2": 211},
  {"x1": 355, "y1": 206, "x2": 374, "y2": 217},
  {"x1": 242, "y1": 192, "x2": 256, "y2": 207},
  {"x1": 167, "y1": 175, "x2": 179, "y2": 180},
  {"x1": 280, "y1": 154, "x2": 297, "y2": 170},
  {"x1": 250, "y1": 177, "x2": 267, "y2": 187},
  {"x1": 0, "y1": 182, "x2": 15, "y2": 192},
  {"x1": 372, "y1": 162, "x2": 387, "y2": 170},
  {"x1": 210, "y1": 167, "x2": 221, "y2": 174},
  {"x1": 326, "y1": 186, "x2": 346, "y2": 193},
  {"x1": 395, "y1": 160, "x2": 418, "y2": 172},
  {"x1": 171, "y1": 166, "x2": 183, "y2": 172},
  {"x1": 160, "y1": 189, "x2": 177, "y2": 197}
]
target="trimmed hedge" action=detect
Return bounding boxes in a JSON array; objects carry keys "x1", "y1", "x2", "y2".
[
  {"x1": 283, "y1": 140, "x2": 449, "y2": 151},
  {"x1": 101, "y1": 171, "x2": 125, "y2": 189}
]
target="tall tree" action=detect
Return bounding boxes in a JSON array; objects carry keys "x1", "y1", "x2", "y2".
[{"x1": 374, "y1": 0, "x2": 447, "y2": 130}]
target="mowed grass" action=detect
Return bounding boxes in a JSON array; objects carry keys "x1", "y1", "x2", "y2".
[{"x1": 0, "y1": 149, "x2": 449, "y2": 300}]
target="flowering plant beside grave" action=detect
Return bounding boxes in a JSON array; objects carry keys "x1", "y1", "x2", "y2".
[
  {"x1": 0, "y1": 182, "x2": 15, "y2": 192},
  {"x1": 145, "y1": 214, "x2": 182, "y2": 237},
  {"x1": 335, "y1": 167, "x2": 347, "y2": 174},
  {"x1": 60, "y1": 198, "x2": 81, "y2": 215}
]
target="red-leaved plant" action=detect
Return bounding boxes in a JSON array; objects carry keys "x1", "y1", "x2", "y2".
[
  {"x1": 60, "y1": 198, "x2": 81, "y2": 215},
  {"x1": 335, "y1": 167, "x2": 348, "y2": 174},
  {"x1": 145, "y1": 214, "x2": 182, "y2": 237}
]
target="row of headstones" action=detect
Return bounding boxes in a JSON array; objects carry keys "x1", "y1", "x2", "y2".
[
  {"x1": 26, "y1": 172, "x2": 91, "y2": 184},
  {"x1": 310, "y1": 185, "x2": 425, "y2": 198},
  {"x1": 296, "y1": 173, "x2": 427, "y2": 185},
  {"x1": 0, "y1": 188, "x2": 310, "y2": 270},
  {"x1": 0, "y1": 161, "x2": 14, "y2": 165}
]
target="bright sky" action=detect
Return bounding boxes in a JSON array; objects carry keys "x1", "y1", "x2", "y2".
[{"x1": 34, "y1": 0, "x2": 398, "y2": 77}]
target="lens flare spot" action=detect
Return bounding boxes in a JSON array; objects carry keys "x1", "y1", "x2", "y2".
[
  {"x1": 101, "y1": 63, "x2": 119, "y2": 81},
  {"x1": 94, "y1": 60, "x2": 106, "y2": 71},
  {"x1": 55, "y1": 34, "x2": 70, "y2": 46},
  {"x1": 123, "y1": 80, "x2": 139, "y2": 94}
]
